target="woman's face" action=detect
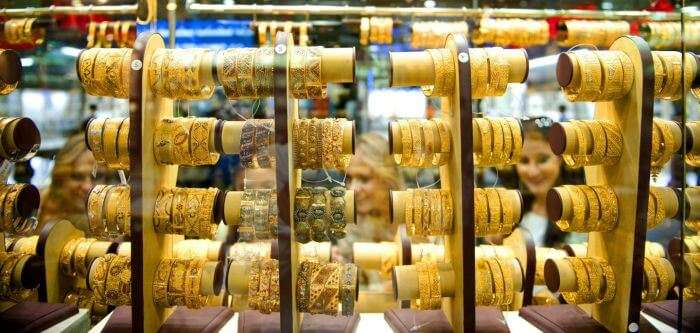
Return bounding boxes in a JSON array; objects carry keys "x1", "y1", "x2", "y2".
[
  {"x1": 346, "y1": 158, "x2": 390, "y2": 218},
  {"x1": 59, "y1": 151, "x2": 96, "y2": 211},
  {"x1": 516, "y1": 136, "x2": 561, "y2": 198}
]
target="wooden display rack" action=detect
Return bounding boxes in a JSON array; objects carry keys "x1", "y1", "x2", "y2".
[
  {"x1": 543, "y1": 35, "x2": 655, "y2": 332},
  {"x1": 386, "y1": 34, "x2": 528, "y2": 331}
]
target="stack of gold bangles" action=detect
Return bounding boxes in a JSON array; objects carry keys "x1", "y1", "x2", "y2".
[
  {"x1": 403, "y1": 189, "x2": 453, "y2": 236},
  {"x1": 414, "y1": 261, "x2": 442, "y2": 310},
  {"x1": 10, "y1": 235, "x2": 38, "y2": 255},
  {"x1": 0, "y1": 117, "x2": 40, "y2": 161},
  {"x1": 473, "y1": 117, "x2": 523, "y2": 167},
  {"x1": 290, "y1": 46, "x2": 327, "y2": 99},
  {"x1": 0, "y1": 184, "x2": 39, "y2": 235},
  {"x1": 476, "y1": 257, "x2": 516, "y2": 307},
  {"x1": 60, "y1": 237, "x2": 99, "y2": 278},
  {"x1": 652, "y1": 51, "x2": 691, "y2": 101},
  {"x1": 154, "y1": 187, "x2": 219, "y2": 239},
  {"x1": 87, "y1": 118, "x2": 130, "y2": 170},
  {"x1": 238, "y1": 189, "x2": 278, "y2": 241},
  {"x1": 474, "y1": 187, "x2": 521, "y2": 236},
  {"x1": 153, "y1": 258, "x2": 211, "y2": 309},
  {"x1": 558, "y1": 120, "x2": 622, "y2": 168},
  {"x1": 558, "y1": 257, "x2": 615, "y2": 305},
  {"x1": 149, "y1": 48, "x2": 215, "y2": 99},
  {"x1": 641, "y1": 256, "x2": 675, "y2": 303},
  {"x1": 651, "y1": 119, "x2": 680, "y2": 177},
  {"x1": 87, "y1": 185, "x2": 130, "y2": 237},
  {"x1": 557, "y1": 20, "x2": 630, "y2": 47},
  {"x1": 64, "y1": 288, "x2": 109, "y2": 323},
  {"x1": 3, "y1": 18, "x2": 45, "y2": 45},
  {"x1": 470, "y1": 47, "x2": 513, "y2": 98},
  {"x1": 641, "y1": 22, "x2": 683, "y2": 50},
  {"x1": 296, "y1": 261, "x2": 357, "y2": 316},
  {"x1": 411, "y1": 22, "x2": 469, "y2": 49},
  {"x1": 78, "y1": 48, "x2": 131, "y2": 98},
  {"x1": 472, "y1": 18, "x2": 549, "y2": 47},
  {"x1": 154, "y1": 117, "x2": 220, "y2": 166},
  {"x1": 247, "y1": 258, "x2": 280, "y2": 314},
  {"x1": 392, "y1": 119, "x2": 451, "y2": 167},
  {"x1": 294, "y1": 187, "x2": 348, "y2": 243},
  {"x1": 553, "y1": 185, "x2": 619, "y2": 232},
  {"x1": 293, "y1": 118, "x2": 351, "y2": 169},
  {"x1": 86, "y1": 21, "x2": 135, "y2": 48},
  {"x1": 560, "y1": 50, "x2": 634, "y2": 102},
  {"x1": 89, "y1": 254, "x2": 131, "y2": 306},
  {"x1": 217, "y1": 47, "x2": 273, "y2": 99},
  {"x1": 240, "y1": 119, "x2": 275, "y2": 169},
  {"x1": 419, "y1": 47, "x2": 455, "y2": 97},
  {"x1": 647, "y1": 187, "x2": 672, "y2": 230},
  {"x1": 0, "y1": 252, "x2": 34, "y2": 299}
]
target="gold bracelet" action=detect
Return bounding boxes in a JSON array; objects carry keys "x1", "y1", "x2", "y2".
[
  {"x1": 474, "y1": 188, "x2": 488, "y2": 236},
  {"x1": 497, "y1": 188, "x2": 515, "y2": 235},
  {"x1": 476, "y1": 258, "x2": 494, "y2": 305},
  {"x1": 413, "y1": 189, "x2": 424, "y2": 236},
  {"x1": 405, "y1": 189, "x2": 415, "y2": 236},
  {"x1": 184, "y1": 259, "x2": 207, "y2": 309},
  {"x1": 642, "y1": 257, "x2": 659, "y2": 302},
  {"x1": 153, "y1": 258, "x2": 174, "y2": 307},
  {"x1": 116, "y1": 118, "x2": 130, "y2": 169},
  {"x1": 167, "y1": 258, "x2": 189, "y2": 306},
  {"x1": 104, "y1": 255, "x2": 131, "y2": 306},
  {"x1": 469, "y1": 48, "x2": 489, "y2": 99},
  {"x1": 485, "y1": 188, "x2": 501, "y2": 235},
  {"x1": 104, "y1": 186, "x2": 121, "y2": 237},
  {"x1": 396, "y1": 120, "x2": 412, "y2": 166},
  {"x1": 474, "y1": 118, "x2": 492, "y2": 166},
  {"x1": 417, "y1": 262, "x2": 432, "y2": 310},
  {"x1": 408, "y1": 119, "x2": 424, "y2": 167},
  {"x1": 580, "y1": 185, "x2": 601, "y2": 230},
  {"x1": 60, "y1": 238, "x2": 82, "y2": 277},
  {"x1": 497, "y1": 258, "x2": 514, "y2": 306},
  {"x1": 487, "y1": 258, "x2": 505, "y2": 306},
  {"x1": 102, "y1": 118, "x2": 121, "y2": 169},
  {"x1": 90, "y1": 254, "x2": 115, "y2": 302},
  {"x1": 433, "y1": 119, "x2": 451, "y2": 165},
  {"x1": 73, "y1": 238, "x2": 96, "y2": 278},
  {"x1": 171, "y1": 118, "x2": 194, "y2": 166},
  {"x1": 488, "y1": 118, "x2": 505, "y2": 165},
  {"x1": 485, "y1": 47, "x2": 509, "y2": 97},
  {"x1": 88, "y1": 118, "x2": 107, "y2": 164}
]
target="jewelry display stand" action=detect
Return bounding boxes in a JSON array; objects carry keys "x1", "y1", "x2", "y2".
[
  {"x1": 386, "y1": 33, "x2": 528, "y2": 331},
  {"x1": 537, "y1": 35, "x2": 655, "y2": 332}
]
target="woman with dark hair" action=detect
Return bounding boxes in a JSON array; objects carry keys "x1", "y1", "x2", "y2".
[{"x1": 515, "y1": 116, "x2": 584, "y2": 247}]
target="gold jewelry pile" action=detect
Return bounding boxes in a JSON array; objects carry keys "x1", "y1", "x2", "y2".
[
  {"x1": 78, "y1": 48, "x2": 131, "y2": 98},
  {"x1": 559, "y1": 120, "x2": 622, "y2": 168},
  {"x1": 473, "y1": 117, "x2": 523, "y2": 167},
  {"x1": 86, "y1": 21, "x2": 135, "y2": 48},
  {"x1": 411, "y1": 21, "x2": 469, "y2": 49},
  {"x1": 473, "y1": 18, "x2": 549, "y2": 47},
  {"x1": 651, "y1": 119, "x2": 680, "y2": 177},
  {"x1": 359, "y1": 17, "x2": 393, "y2": 45},
  {"x1": 87, "y1": 118, "x2": 130, "y2": 170},
  {"x1": 10, "y1": 235, "x2": 38, "y2": 255},
  {"x1": 293, "y1": 118, "x2": 351, "y2": 169},
  {"x1": 153, "y1": 258, "x2": 212, "y2": 309},
  {"x1": 557, "y1": 20, "x2": 629, "y2": 47},
  {"x1": 154, "y1": 187, "x2": 220, "y2": 239},
  {"x1": 474, "y1": 187, "x2": 521, "y2": 236},
  {"x1": 240, "y1": 119, "x2": 275, "y2": 169},
  {"x1": 641, "y1": 256, "x2": 675, "y2": 303},
  {"x1": 217, "y1": 47, "x2": 274, "y2": 99},
  {"x1": 150, "y1": 48, "x2": 215, "y2": 99},
  {"x1": 296, "y1": 261, "x2": 358, "y2": 316},
  {"x1": 471, "y1": 47, "x2": 519, "y2": 98},
  {"x1": 64, "y1": 288, "x2": 109, "y2": 324},
  {"x1": 90, "y1": 254, "x2": 131, "y2": 306},
  {"x1": 0, "y1": 117, "x2": 39, "y2": 162},
  {"x1": 391, "y1": 119, "x2": 451, "y2": 167},
  {"x1": 154, "y1": 117, "x2": 220, "y2": 166},
  {"x1": 239, "y1": 189, "x2": 278, "y2": 241},
  {"x1": 256, "y1": 21, "x2": 310, "y2": 46},
  {"x1": 561, "y1": 50, "x2": 634, "y2": 102},
  {"x1": 87, "y1": 185, "x2": 130, "y2": 238},
  {"x1": 2, "y1": 18, "x2": 45, "y2": 46},
  {"x1": 247, "y1": 258, "x2": 280, "y2": 314},
  {"x1": 553, "y1": 185, "x2": 619, "y2": 232},
  {"x1": 652, "y1": 51, "x2": 691, "y2": 101},
  {"x1": 0, "y1": 184, "x2": 39, "y2": 235},
  {"x1": 290, "y1": 46, "x2": 327, "y2": 99},
  {"x1": 0, "y1": 252, "x2": 35, "y2": 301},
  {"x1": 60, "y1": 237, "x2": 101, "y2": 278},
  {"x1": 476, "y1": 257, "x2": 517, "y2": 307},
  {"x1": 294, "y1": 187, "x2": 348, "y2": 243},
  {"x1": 559, "y1": 257, "x2": 615, "y2": 304},
  {"x1": 403, "y1": 188, "x2": 453, "y2": 236}
]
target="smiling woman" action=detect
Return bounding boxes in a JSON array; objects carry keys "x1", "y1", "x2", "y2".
[{"x1": 515, "y1": 116, "x2": 583, "y2": 247}]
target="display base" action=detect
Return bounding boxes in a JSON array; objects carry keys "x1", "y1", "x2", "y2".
[
  {"x1": 0, "y1": 301, "x2": 79, "y2": 332},
  {"x1": 102, "y1": 306, "x2": 131, "y2": 333},
  {"x1": 518, "y1": 304, "x2": 608, "y2": 333},
  {"x1": 642, "y1": 300, "x2": 700, "y2": 331},
  {"x1": 476, "y1": 306, "x2": 509, "y2": 333},
  {"x1": 383, "y1": 308, "x2": 453, "y2": 333},
  {"x1": 101, "y1": 306, "x2": 234, "y2": 333},
  {"x1": 300, "y1": 313, "x2": 359, "y2": 333},
  {"x1": 237, "y1": 310, "x2": 279, "y2": 333}
]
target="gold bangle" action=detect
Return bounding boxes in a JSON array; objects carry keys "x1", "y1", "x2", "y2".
[
  {"x1": 405, "y1": 189, "x2": 415, "y2": 236},
  {"x1": 497, "y1": 188, "x2": 515, "y2": 235},
  {"x1": 167, "y1": 259, "x2": 189, "y2": 306},
  {"x1": 184, "y1": 259, "x2": 207, "y2": 309},
  {"x1": 60, "y1": 238, "x2": 82, "y2": 277},
  {"x1": 487, "y1": 258, "x2": 505, "y2": 305},
  {"x1": 73, "y1": 238, "x2": 96, "y2": 278},
  {"x1": 104, "y1": 255, "x2": 131, "y2": 306},
  {"x1": 592, "y1": 185, "x2": 618, "y2": 229},
  {"x1": 580, "y1": 185, "x2": 601, "y2": 230},
  {"x1": 476, "y1": 258, "x2": 494, "y2": 305},
  {"x1": 412, "y1": 189, "x2": 424, "y2": 236},
  {"x1": 440, "y1": 189, "x2": 453, "y2": 233},
  {"x1": 154, "y1": 118, "x2": 174, "y2": 165},
  {"x1": 416, "y1": 262, "x2": 432, "y2": 310},
  {"x1": 90, "y1": 254, "x2": 115, "y2": 302},
  {"x1": 153, "y1": 258, "x2": 174, "y2": 307},
  {"x1": 408, "y1": 119, "x2": 424, "y2": 167},
  {"x1": 474, "y1": 118, "x2": 492, "y2": 166},
  {"x1": 104, "y1": 186, "x2": 122, "y2": 237},
  {"x1": 88, "y1": 118, "x2": 107, "y2": 164},
  {"x1": 116, "y1": 118, "x2": 130, "y2": 170},
  {"x1": 170, "y1": 188, "x2": 189, "y2": 235},
  {"x1": 115, "y1": 186, "x2": 131, "y2": 234},
  {"x1": 489, "y1": 118, "x2": 505, "y2": 165},
  {"x1": 433, "y1": 119, "x2": 451, "y2": 165},
  {"x1": 474, "y1": 188, "x2": 488, "y2": 236},
  {"x1": 429, "y1": 189, "x2": 442, "y2": 235},
  {"x1": 153, "y1": 189, "x2": 174, "y2": 234},
  {"x1": 469, "y1": 48, "x2": 489, "y2": 99},
  {"x1": 171, "y1": 118, "x2": 194, "y2": 166},
  {"x1": 485, "y1": 47, "x2": 509, "y2": 97},
  {"x1": 484, "y1": 188, "x2": 501, "y2": 235},
  {"x1": 396, "y1": 120, "x2": 412, "y2": 166},
  {"x1": 497, "y1": 258, "x2": 514, "y2": 306}
]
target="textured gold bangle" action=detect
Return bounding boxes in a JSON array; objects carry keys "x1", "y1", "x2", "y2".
[
  {"x1": 642, "y1": 257, "x2": 659, "y2": 302},
  {"x1": 428, "y1": 189, "x2": 442, "y2": 235},
  {"x1": 474, "y1": 118, "x2": 492, "y2": 166},
  {"x1": 474, "y1": 188, "x2": 488, "y2": 236},
  {"x1": 433, "y1": 119, "x2": 451, "y2": 165},
  {"x1": 580, "y1": 185, "x2": 601, "y2": 230},
  {"x1": 592, "y1": 185, "x2": 619, "y2": 230},
  {"x1": 497, "y1": 188, "x2": 515, "y2": 235},
  {"x1": 487, "y1": 258, "x2": 505, "y2": 306},
  {"x1": 184, "y1": 259, "x2": 207, "y2": 309},
  {"x1": 290, "y1": 47, "x2": 307, "y2": 99},
  {"x1": 170, "y1": 188, "x2": 189, "y2": 235},
  {"x1": 190, "y1": 118, "x2": 219, "y2": 166},
  {"x1": 116, "y1": 118, "x2": 130, "y2": 169},
  {"x1": 485, "y1": 47, "x2": 509, "y2": 97},
  {"x1": 566, "y1": 185, "x2": 588, "y2": 232},
  {"x1": 296, "y1": 261, "x2": 314, "y2": 313},
  {"x1": 412, "y1": 189, "x2": 424, "y2": 236},
  {"x1": 153, "y1": 258, "x2": 174, "y2": 307},
  {"x1": 405, "y1": 189, "x2": 415, "y2": 236},
  {"x1": 104, "y1": 186, "x2": 122, "y2": 237},
  {"x1": 60, "y1": 238, "x2": 82, "y2": 277},
  {"x1": 171, "y1": 118, "x2": 194, "y2": 166},
  {"x1": 484, "y1": 188, "x2": 501, "y2": 235},
  {"x1": 154, "y1": 118, "x2": 175, "y2": 165},
  {"x1": 73, "y1": 238, "x2": 96, "y2": 278},
  {"x1": 88, "y1": 118, "x2": 107, "y2": 164},
  {"x1": 104, "y1": 255, "x2": 131, "y2": 306},
  {"x1": 408, "y1": 119, "x2": 424, "y2": 167},
  {"x1": 440, "y1": 189, "x2": 453, "y2": 233},
  {"x1": 416, "y1": 262, "x2": 431, "y2": 310},
  {"x1": 153, "y1": 189, "x2": 174, "y2": 234},
  {"x1": 167, "y1": 259, "x2": 188, "y2": 306},
  {"x1": 90, "y1": 254, "x2": 115, "y2": 302},
  {"x1": 102, "y1": 118, "x2": 122, "y2": 169},
  {"x1": 396, "y1": 120, "x2": 412, "y2": 166},
  {"x1": 469, "y1": 48, "x2": 489, "y2": 99},
  {"x1": 476, "y1": 258, "x2": 494, "y2": 306},
  {"x1": 497, "y1": 258, "x2": 514, "y2": 306}
]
